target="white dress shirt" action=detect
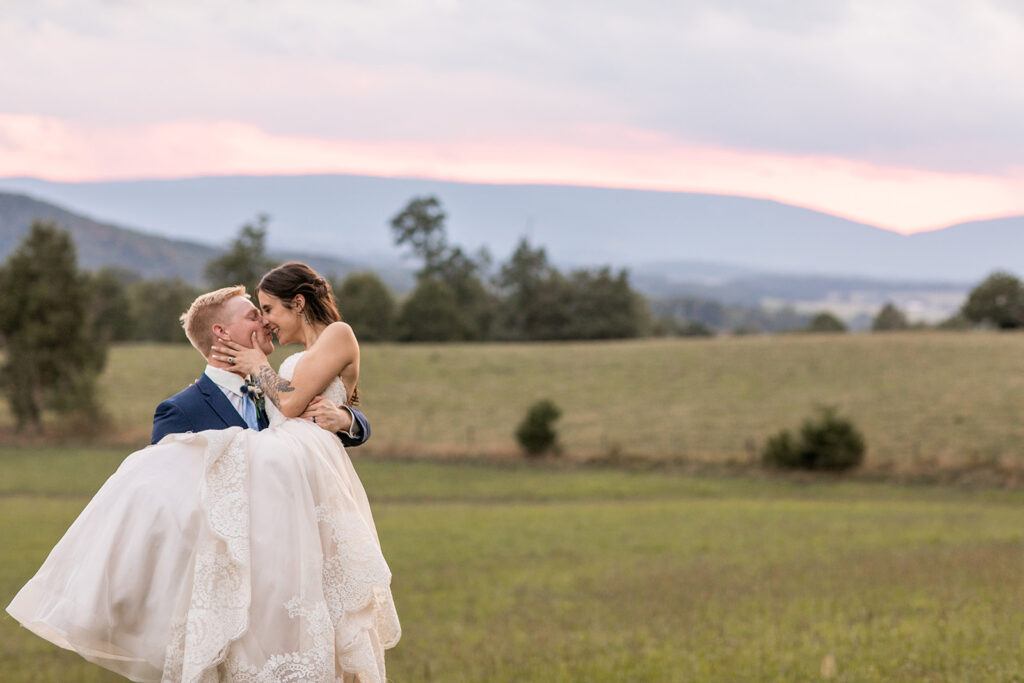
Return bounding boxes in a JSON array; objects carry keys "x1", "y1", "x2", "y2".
[{"x1": 204, "y1": 365, "x2": 250, "y2": 421}]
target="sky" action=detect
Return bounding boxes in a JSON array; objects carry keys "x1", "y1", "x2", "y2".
[{"x1": 1, "y1": 0, "x2": 1023, "y2": 233}]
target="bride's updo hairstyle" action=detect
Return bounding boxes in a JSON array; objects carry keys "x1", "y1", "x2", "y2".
[
  {"x1": 258, "y1": 262, "x2": 342, "y2": 327},
  {"x1": 259, "y1": 262, "x2": 360, "y2": 406}
]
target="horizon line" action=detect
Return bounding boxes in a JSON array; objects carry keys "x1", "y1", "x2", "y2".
[{"x1": 1, "y1": 170, "x2": 1019, "y2": 236}]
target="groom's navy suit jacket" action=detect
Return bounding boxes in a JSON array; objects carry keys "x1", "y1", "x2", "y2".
[{"x1": 151, "y1": 373, "x2": 371, "y2": 446}]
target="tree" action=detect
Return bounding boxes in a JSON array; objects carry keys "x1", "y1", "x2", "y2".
[
  {"x1": 390, "y1": 196, "x2": 496, "y2": 340},
  {"x1": 961, "y1": 271, "x2": 1024, "y2": 329},
  {"x1": 204, "y1": 214, "x2": 277, "y2": 292},
  {"x1": 88, "y1": 267, "x2": 143, "y2": 342},
  {"x1": 390, "y1": 197, "x2": 450, "y2": 278},
  {"x1": 336, "y1": 271, "x2": 397, "y2": 341},
  {"x1": 396, "y1": 278, "x2": 477, "y2": 342},
  {"x1": 0, "y1": 222, "x2": 107, "y2": 431},
  {"x1": 807, "y1": 312, "x2": 847, "y2": 333},
  {"x1": 128, "y1": 279, "x2": 200, "y2": 342},
  {"x1": 560, "y1": 267, "x2": 649, "y2": 339},
  {"x1": 495, "y1": 237, "x2": 557, "y2": 340},
  {"x1": 871, "y1": 302, "x2": 909, "y2": 332}
]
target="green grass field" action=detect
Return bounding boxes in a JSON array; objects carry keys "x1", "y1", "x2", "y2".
[
  {"x1": 3, "y1": 447, "x2": 1024, "y2": 681},
  {"x1": 4, "y1": 332, "x2": 1023, "y2": 472}
]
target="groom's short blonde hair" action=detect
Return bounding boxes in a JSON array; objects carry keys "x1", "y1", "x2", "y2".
[{"x1": 180, "y1": 285, "x2": 248, "y2": 357}]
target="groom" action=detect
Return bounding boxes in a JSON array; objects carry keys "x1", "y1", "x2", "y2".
[{"x1": 151, "y1": 285, "x2": 370, "y2": 445}]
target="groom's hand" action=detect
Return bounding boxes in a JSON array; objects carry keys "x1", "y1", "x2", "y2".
[{"x1": 301, "y1": 396, "x2": 356, "y2": 435}]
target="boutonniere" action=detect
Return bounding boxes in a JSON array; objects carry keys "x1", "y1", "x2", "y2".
[{"x1": 242, "y1": 377, "x2": 267, "y2": 421}]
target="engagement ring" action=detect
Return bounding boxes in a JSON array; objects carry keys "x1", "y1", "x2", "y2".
[{"x1": 229, "y1": 356, "x2": 235, "y2": 364}]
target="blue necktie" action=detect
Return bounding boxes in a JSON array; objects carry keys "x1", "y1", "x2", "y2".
[{"x1": 241, "y1": 393, "x2": 260, "y2": 430}]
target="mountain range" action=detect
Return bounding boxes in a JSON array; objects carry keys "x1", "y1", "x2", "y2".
[
  {"x1": 0, "y1": 174, "x2": 1020, "y2": 282},
  {"x1": 0, "y1": 192, "x2": 399, "y2": 286}
]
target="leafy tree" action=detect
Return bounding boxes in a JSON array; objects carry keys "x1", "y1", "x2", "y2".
[
  {"x1": 390, "y1": 197, "x2": 496, "y2": 340},
  {"x1": 335, "y1": 271, "x2": 397, "y2": 341},
  {"x1": 204, "y1": 214, "x2": 276, "y2": 292},
  {"x1": 88, "y1": 267, "x2": 141, "y2": 342},
  {"x1": 807, "y1": 311, "x2": 847, "y2": 333},
  {"x1": 434, "y1": 246, "x2": 497, "y2": 340},
  {"x1": 871, "y1": 302, "x2": 909, "y2": 332},
  {"x1": 961, "y1": 271, "x2": 1024, "y2": 329},
  {"x1": 0, "y1": 222, "x2": 107, "y2": 431},
  {"x1": 390, "y1": 197, "x2": 450, "y2": 278},
  {"x1": 495, "y1": 237, "x2": 559, "y2": 340},
  {"x1": 128, "y1": 279, "x2": 200, "y2": 342},
  {"x1": 560, "y1": 267, "x2": 649, "y2": 339},
  {"x1": 396, "y1": 278, "x2": 477, "y2": 342}
]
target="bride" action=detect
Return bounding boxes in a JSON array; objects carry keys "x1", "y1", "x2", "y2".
[{"x1": 6, "y1": 262, "x2": 401, "y2": 683}]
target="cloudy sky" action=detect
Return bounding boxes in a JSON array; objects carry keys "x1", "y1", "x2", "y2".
[{"x1": 2, "y1": 0, "x2": 1023, "y2": 232}]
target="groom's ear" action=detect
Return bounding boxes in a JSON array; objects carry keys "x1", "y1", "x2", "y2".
[{"x1": 211, "y1": 323, "x2": 227, "y2": 342}]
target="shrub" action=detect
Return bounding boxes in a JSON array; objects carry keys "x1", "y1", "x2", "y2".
[
  {"x1": 807, "y1": 312, "x2": 847, "y2": 333},
  {"x1": 871, "y1": 302, "x2": 909, "y2": 331},
  {"x1": 762, "y1": 429, "x2": 800, "y2": 468},
  {"x1": 762, "y1": 406, "x2": 866, "y2": 471},
  {"x1": 515, "y1": 399, "x2": 562, "y2": 457}
]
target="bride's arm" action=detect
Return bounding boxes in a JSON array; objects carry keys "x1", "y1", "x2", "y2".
[{"x1": 213, "y1": 323, "x2": 359, "y2": 418}]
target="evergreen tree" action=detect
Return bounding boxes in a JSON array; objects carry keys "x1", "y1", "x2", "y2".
[
  {"x1": 336, "y1": 271, "x2": 397, "y2": 341},
  {"x1": 871, "y1": 302, "x2": 909, "y2": 331},
  {"x1": 0, "y1": 222, "x2": 107, "y2": 431}
]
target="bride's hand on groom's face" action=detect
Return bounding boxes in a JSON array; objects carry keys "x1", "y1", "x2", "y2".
[{"x1": 211, "y1": 332, "x2": 268, "y2": 375}]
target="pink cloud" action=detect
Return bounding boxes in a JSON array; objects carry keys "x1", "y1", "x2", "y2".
[{"x1": 2, "y1": 114, "x2": 1023, "y2": 233}]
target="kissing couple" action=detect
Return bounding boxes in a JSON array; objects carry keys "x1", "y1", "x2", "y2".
[{"x1": 7, "y1": 262, "x2": 401, "y2": 683}]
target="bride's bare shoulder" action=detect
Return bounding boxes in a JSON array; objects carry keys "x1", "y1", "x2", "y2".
[
  {"x1": 312, "y1": 322, "x2": 358, "y2": 356},
  {"x1": 321, "y1": 321, "x2": 356, "y2": 344}
]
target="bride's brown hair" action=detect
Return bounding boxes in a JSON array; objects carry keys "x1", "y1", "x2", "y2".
[{"x1": 258, "y1": 262, "x2": 359, "y2": 406}]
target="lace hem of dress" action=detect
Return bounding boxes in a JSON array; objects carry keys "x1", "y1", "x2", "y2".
[
  {"x1": 159, "y1": 428, "x2": 252, "y2": 683},
  {"x1": 157, "y1": 427, "x2": 400, "y2": 683}
]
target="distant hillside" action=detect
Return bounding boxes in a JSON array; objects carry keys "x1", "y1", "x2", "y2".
[
  {"x1": 0, "y1": 174, "x2": 1020, "y2": 281},
  {"x1": 0, "y1": 192, "x2": 407, "y2": 287}
]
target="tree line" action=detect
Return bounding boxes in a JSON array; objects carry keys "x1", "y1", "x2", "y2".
[
  {"x1": 2, "y1": 196, "x2": 1023, "y2": 432},
  {"x1": 11, "y1": 197, "x2": 653, "y2": 346}
]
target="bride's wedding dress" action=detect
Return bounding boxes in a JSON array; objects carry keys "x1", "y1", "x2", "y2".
[{"x1": 6, "y1": 352, "x2": 400, "y2": 683}]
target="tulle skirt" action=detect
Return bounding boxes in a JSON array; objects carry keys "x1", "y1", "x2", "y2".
[{"x1": 6, "y1": 420, "x2": 400, "y2": 683}]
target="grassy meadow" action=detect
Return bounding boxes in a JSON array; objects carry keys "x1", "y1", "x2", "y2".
[
  {"x1": 5, "y1": 332, "x2": 1023, "y2": 472},
  {"x1": 4, "y1": 333, "x2": 1024, "y2": 679},
  {"x1": 3, "y1": 449, "x2": 1024, "y2": 681}
]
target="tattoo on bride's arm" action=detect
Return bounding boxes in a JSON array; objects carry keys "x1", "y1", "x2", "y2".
[{"x1": 254, "y1": 364, "x2": 295, "y2": 407}]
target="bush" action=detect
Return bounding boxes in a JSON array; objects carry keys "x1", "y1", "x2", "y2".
[
  {"x1": 871, "y1": 302, "x2": 909, "y2": 331},
  {"x1": 762, "y1": 406, "x2": 866, "y2": 471},
  {"x1": 961, "y1": 271, "x2": 1024, "y2": 329},
  {"x1": 515, "y1": 399, "x2": 562, "y2": 457},
  {"x1": 807, "y1": 312, "x2": 847, "y2": 333}
]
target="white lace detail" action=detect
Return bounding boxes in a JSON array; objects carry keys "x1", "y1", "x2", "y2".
[
  {"x1": 223, "y1": 598, "x2": 334, "y2": 683},
  {"x1": 160, "y1": 427, "x2": 252, "y2": 683},
  {"x1": 158, "y1": 353, "x2": 399, "y2": 683}
]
